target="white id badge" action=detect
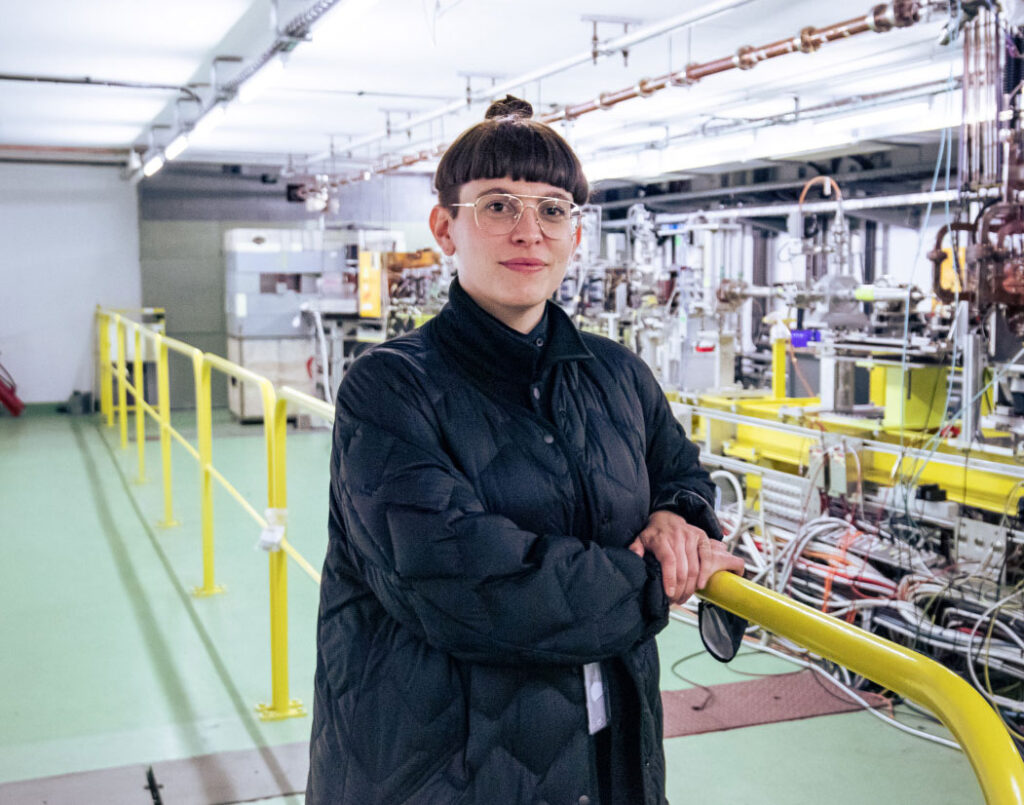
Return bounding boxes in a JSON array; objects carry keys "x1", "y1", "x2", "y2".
[{"x1": 583, "y1": 662, "x2": 608, "y2": 734}]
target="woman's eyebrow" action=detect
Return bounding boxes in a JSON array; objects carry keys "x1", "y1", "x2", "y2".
[
  {"x1": 474, "y1": 187, "x2": 572, "y2": 201},
  {"x1": 474, "y1": 186, "x2": 513, "y2": 198}
]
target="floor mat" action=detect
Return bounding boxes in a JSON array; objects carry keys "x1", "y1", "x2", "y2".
[{"x1": 662, "y1": 669, "x2": 889, "y2": 738}]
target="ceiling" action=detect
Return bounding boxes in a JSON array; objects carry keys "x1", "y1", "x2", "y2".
[{"x1": 0, "y1": 0, "x2": 960, "y2": 185}]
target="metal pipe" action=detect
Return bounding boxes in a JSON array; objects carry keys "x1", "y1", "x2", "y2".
[
  {"x1": 0, "y1": 71, "x2": 201, "y2": 103},
  {"x1": 222, "y1": 0, "x2": 344, "y2": 92},
  {"x1": 544, "y1": 2, "x2": 921, "y2": 123},
  {"x1": 305, "y1": 0, "x2": 756, "y2": 165},
  {"x1": 646, "y1": 189, "x2": 964, "y2": 226},
  {"x1": 329, "y1": 1, "x2": 923, "y2": 184}
]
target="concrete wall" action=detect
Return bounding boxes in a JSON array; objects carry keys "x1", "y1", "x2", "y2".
[{"x1": 0, "y1": 163, "x2": 140, "y2": 404}]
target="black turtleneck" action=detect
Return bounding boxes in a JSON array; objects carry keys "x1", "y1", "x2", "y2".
[{"x1": 432, "y1": 277, "x2": 592, "y2": 420}]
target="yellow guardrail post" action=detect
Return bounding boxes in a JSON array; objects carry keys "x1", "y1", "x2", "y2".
[
  {"x1": 700, "y1": 572, "x2": 1024, "y2": 805},
  {"x1": 132, "y1": 326, "x2": 147, "y2": 484},
  {"x1": 254, "y1": 393, "x2": 304, "y2": 721},
  {"x1": 115, "y1": 315, "x2": 129, "y2": 449},
  {"x1": 192, "y1": 353, "x2": 223, "y2": 597},
  {"x1": 197, "y1": 354, "x2": 303, "y2": 720},
  {"x1": 154, "y1": 334, "x2": 179, "y2": 528},
  {"x1": 97, "y1": 309, "x2": 114, "y2": 427}
]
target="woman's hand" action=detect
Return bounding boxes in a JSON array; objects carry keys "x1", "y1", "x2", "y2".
[{"x1": 628, "y1": 510, "x2": 745, "y2": 605}]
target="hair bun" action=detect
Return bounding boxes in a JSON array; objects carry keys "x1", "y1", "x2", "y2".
[{"x1": 485, "y1": 95, "x2": 533, "y2": 120}]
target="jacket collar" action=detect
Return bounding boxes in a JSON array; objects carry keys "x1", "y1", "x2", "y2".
[{"x1": 432, "y1": 277, "x2": 593, "y2": 383}]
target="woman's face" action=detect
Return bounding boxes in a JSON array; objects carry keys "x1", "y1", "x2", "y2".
[{"x1": 430, "y1": 176, "x2": 581, "y2": 332}]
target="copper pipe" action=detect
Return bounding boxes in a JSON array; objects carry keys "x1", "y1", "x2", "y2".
[
  {"x1": 545, "y1": 4, "x2": 919, "y2": 123},
  {"x1": 364, "y1": 1, "x2": 921, "y2": 182}
]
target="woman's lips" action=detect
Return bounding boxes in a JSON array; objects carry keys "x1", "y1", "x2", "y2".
[{"x1": 500, "y1": 259, "x2": 546, "y2": 273}]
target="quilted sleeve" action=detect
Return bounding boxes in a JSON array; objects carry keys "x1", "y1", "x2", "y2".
[
  {"x1": 629, "y1": 356, "x2": 721, "y2": 537},
  {"x1": 328, "y1": 349, "x2": 669, "y2": 666},
  {"x1": 630, "y1": 353, "x2": 749, "y2": 662}
]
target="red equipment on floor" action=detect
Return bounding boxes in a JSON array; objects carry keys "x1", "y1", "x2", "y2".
[{"x1": 0, "y1": 358, "x2": 25, "y2": 417}]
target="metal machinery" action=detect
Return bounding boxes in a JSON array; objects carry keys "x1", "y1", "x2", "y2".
[
  {"x1": 301, "y1": 246, "x2": 447, "y2": 405},
  {"x1": 570, "y1": 4, "x2": 1024, "y2": 747},
  {"x1": 224, "y1": 226, "x2": 448, "y2": 419}
]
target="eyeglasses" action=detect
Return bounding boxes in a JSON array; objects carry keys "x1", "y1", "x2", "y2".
[{"x1": 450, "y1": 193, "x2": 581, "y2": 239}]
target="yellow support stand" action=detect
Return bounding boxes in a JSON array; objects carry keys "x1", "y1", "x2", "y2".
[
  {"x1": 771, "y1": 337, "x2": 788, "y2": 399},
  {"x1": 882, "y1": 364, "x2": 949, "y2": 430}
]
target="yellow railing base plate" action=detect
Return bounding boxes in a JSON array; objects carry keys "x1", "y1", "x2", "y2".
[
  {"x1": 256, "y1": 700, "x2": 306, "y2": 721},
  {"x1": 155, "y1": 519, "x2": 181, "y2": 529},
  {"x1": 191, "y1": 584, "x2": 226, "y2": 598},
  {"x1": 132, "y1": 476, "x2": 148, "y2": 485}
]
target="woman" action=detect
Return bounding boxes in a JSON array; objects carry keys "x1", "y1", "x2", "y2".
[{"x1": 308, "y1": 96, "x2": 744, "y2": 805}]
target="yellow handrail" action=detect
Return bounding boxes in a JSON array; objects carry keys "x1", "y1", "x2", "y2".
[
  {"x1": 700, "y1": 571, "x2": 1024, "y2": 805},
  {"x1": 98, "y1": 310, "x2": 306, "y2": 719}
]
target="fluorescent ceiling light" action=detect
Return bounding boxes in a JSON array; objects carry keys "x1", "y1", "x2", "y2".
[
  {"x1": 164, "y1": 133, "x2": 189, "y2": 161},
  {"x1": 814, "y1": 102, "x2": 931, "y2": 135},
  {"x1": 191, "y1": 103, "x2": 228, "y2": 141},
  {"x1": 753, "y1": 122, "x2": 851, "y2": 158},
  {"x1": 657, "y1": 133, "x2": 757, "y2": 173},
  {"x1": 581, "y1": 125, "x2": 670, "y2": 151},
  {"x1": 237, "y1": 56, "x2": 286, "y2": 104},
  {"x1": 142, "y1": 153, "x2": 165, "y2": 177},
  {"x1": 584, "y1": 153, "x2": 645, "y2": 183}
]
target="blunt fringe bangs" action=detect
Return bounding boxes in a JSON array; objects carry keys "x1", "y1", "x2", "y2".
[{"x1": 435, "y1": 118, "x2": 589, "y2": 209}]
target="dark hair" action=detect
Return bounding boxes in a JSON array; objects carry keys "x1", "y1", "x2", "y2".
[{"x1": 434, "y1": 95, "x2": 589, "y2": 211}]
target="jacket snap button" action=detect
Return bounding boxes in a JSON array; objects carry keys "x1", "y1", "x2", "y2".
[
  {"x1": 532, "y1": 386, "x2": 541, "y2": 400},
  {"x1": 579, "y1": 797, "x2": 591, "y2": 805},
  {"x1": 543, "y1": 434, "x2": 554, "y2": 444}
]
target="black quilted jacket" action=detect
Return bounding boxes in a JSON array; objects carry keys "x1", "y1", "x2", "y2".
[{"x1": 307, "y1": 280, "x2": 723, "y2": 805}]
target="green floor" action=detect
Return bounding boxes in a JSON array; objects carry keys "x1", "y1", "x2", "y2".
[{"x1": 0, "y1": 410, "x2": 984, "y2": 803}]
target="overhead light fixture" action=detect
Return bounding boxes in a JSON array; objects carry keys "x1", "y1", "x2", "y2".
[
  {"x1": 583, "y1": 153, "x2": 647, "y2": 183},
  {"x1": 164, "y1": 133, "x2": 189, "y2": 161},
  {"x1": 814, "y1": 102, "x2": 931, "y2": 136},
  {"x1": 142, "y1": 153, "x2": 166, "y2": 177},
  {"x1": 753, "y1": 122, "x2": 851, "y2": 159},
  {"x1": 237, "y1": 56, "x2": 286, "y2": 104},
  {"x1": 191, "y1": 103, "x2": 228, "y2": 141}
]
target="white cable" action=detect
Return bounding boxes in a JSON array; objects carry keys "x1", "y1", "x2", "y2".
[
  {"x1": 667, "y1": 612, "x2": 963, "y2": 750},
  {"x1": 710, "y1": 469, "x2": 745, "y2": 545}
]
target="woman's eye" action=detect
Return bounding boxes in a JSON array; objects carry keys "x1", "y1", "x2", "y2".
[
  {"x1": 541, "y1": 204, "x2": 567, "y2": 219},
  {"x1": 484, "y1": 200, "x2": 510, "y2": 214}
]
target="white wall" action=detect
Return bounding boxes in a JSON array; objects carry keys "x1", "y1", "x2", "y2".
[{"x1": 0, "y1": 164, "x2": 140, "y2": 403}]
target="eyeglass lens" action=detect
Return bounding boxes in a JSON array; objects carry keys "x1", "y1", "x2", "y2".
[{"x1": 474, "y1": 194, "x2": 578, "y2": 238}]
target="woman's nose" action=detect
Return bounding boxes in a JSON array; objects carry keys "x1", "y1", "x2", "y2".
[{"x1": 511, "y1": 206, "x2": 544, "y2": 241}]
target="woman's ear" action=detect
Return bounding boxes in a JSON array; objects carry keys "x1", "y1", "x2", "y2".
[{"x1": 429, "y1": 205, "x2": 457, "y2": 256}]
